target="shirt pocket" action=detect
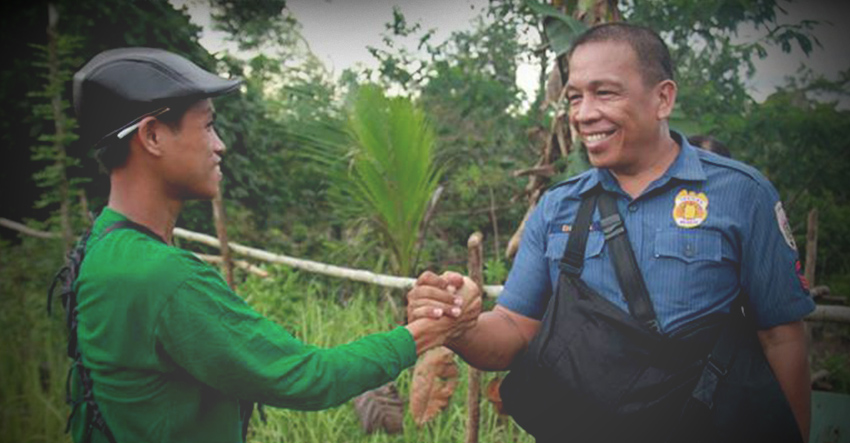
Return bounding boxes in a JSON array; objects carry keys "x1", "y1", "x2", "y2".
[
  {"x1": 546, "y1": 231, "x2": 605, "y2": 262},
  {"x1": 654, "y1": 229, "x2": 722, "y2": 264}
]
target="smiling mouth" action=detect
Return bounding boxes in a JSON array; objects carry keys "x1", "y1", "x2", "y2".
[{"x1": 583, "y1": 130, "x2": 616, "y2": 144}]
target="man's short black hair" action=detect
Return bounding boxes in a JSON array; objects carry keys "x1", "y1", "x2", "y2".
[
  {"x1": 567, "y1": 22, "x2": 674, "y2": 86},
  {"x1": 94, "y1": 103, "x2": 190, "y2": 173}
]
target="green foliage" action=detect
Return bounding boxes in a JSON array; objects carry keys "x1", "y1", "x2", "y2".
[
  {"x1": 300, "y1": 85, "x2": 443, "y2": 277},
  {"x1": 209, "y1": 0, "x2": 290, "y2": 51},
  {"x1": 820, "y1": 353, "x2": 850, "y2": 394},
  {"x1": 366, "y1": 5, "x2": 537, "y2": 267},
  {"x1": 625, "y1": 0, "x2": 820, "y2": 131},
  {"x1": 716, "y1": 84, "x2": 850, "y2": 283},
  {"x1": 524, "y1": 0, "x2": 588, "y2": 55},
  {"x1": 484, "y1": 257, "x2": 510, "y2": 284},
  {"x1": 0, "y1": 237, "x2": 70, "y2": 443},
  {"x1": 27, "y1": 30, "x2": 87, "y2": 243}
]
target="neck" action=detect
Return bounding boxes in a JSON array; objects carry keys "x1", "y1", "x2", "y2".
[
  {"x1": 611, "y1": 131, "x2": 680, "y2": 198},
  {"x1": 107, "y1": 169, "x2": 181, "y2": 245}
]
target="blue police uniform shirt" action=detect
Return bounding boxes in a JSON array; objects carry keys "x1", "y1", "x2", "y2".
[{"x1": 498, "y1": 132, "x2": 814, "y2": 334}]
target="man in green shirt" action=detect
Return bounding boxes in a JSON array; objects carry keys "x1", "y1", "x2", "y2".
[{"x1": 65, "y1": 47, "x2": 479, "y2": 443}]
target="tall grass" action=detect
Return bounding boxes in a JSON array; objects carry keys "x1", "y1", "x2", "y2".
[
  {"x1": 243, "y1": 268, "x2": 533, "y2": 443},
  {"x1": 0, "y1": 237, "x2": 71, "y2": 443},
  {"x1": 1, "y1": 241, "x2": 531, "y2": 443}
]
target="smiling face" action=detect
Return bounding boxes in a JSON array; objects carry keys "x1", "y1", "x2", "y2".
[
  {"x1": 566, "y1": 40, "x2": 674, "y2": 175},
  {"x1": 158, "y1": 99, "x2": 225, "y2": 200}
]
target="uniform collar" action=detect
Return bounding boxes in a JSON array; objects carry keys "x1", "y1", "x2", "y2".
[
  {"x1": 665, "y1": 131, "x2": 706, "y2": 183},
  {"x1": 579, "y1": 130, "x2": 706, "y2": 197}
]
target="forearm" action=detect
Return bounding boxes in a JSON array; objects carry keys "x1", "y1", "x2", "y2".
[
  {"x1": 252, "y1": 326, "x2": 417, "y2": 410},
  {"x1": 758, "y1": 321, "x2": 811, "y2": 442},
  {"x1": 448, "y1": 309, "x2": 537, "y2": 371}
]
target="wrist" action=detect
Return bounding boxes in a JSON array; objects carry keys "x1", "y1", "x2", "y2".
[{"x1": 405, "y1": 319, "x2": 445, "y2": 356}]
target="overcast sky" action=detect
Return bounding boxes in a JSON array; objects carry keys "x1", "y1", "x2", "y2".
[{"x1": 174, "y1": 0, "x2": 849, "y2": 107}]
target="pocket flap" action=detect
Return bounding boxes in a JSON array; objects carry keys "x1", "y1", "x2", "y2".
[
  {"x1": 546, "y1": 232, "x2": 604, "y2": 261},
  {"x1": 654, "y1": 229, "x2": 722, "y2": 263}
]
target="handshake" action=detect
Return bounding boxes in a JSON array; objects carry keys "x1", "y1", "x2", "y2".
[{"x1": 404, "y1": 271, "x2": 483, "y2": 355}]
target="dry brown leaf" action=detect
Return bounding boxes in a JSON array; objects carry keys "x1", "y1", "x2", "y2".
[
  {"x1": 353, "y1": 382, "x2": 404, "y2": 434},
  {"x1": 485, "y1": 376, "x2": 506, "y2": 415},
  {"x1": 409, "y1": 346, "x2": 459, "y2": 426}
]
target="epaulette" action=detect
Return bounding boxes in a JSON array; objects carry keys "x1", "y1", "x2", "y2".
[
  {"x1": 547, "y1": 168, "x2": 598, "y2": 192},
  {"x1": 695, "y1": 149, "x2": 767, "y2": 186}
]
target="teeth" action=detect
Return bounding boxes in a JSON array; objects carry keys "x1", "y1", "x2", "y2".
[{"x1": 585, "y1": 132, "x2": 611, "y2": 142}]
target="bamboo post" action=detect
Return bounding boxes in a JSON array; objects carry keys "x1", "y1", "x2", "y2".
[
  {"x1": 466, "y1": 232, "x2": 484, "y2": 443},
  {"x1": 804, "y1": 208, "x2": 818, "y2": 288},
  {"x1": 212, "y1": 189, "x2": 235, "y2": 290}
]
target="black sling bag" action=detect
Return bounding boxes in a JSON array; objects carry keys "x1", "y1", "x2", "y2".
[
  {"x1": 48, "y1": 220, "x2": 262, "y2": 443},
  {"x1": 499, "y1": 189, "x2": 803, "y2": 443},
  {"x1": 48, "y1": 220, "x2": 164, "y2": 443}
]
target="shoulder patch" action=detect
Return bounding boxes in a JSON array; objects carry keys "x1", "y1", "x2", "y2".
[{"x1": 775, "y1": 201, "x2": 797, "y2": 251}]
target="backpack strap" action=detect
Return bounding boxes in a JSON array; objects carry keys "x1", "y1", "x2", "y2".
[
  {"x1": 558, "y1": 188, "x2": 600, "y2": 278},
  {"x1": 102, "y1": 219, "x2": 166, "y2": 244},
  {"x1": 48, "y1": 218, "x2": 165, "y2": 443},
  {"x1": 687, "y1": 296, "x2": 746, "y2": 410},
  {"x1": 597, "y1": 192, "x2": 662, "y2": 334}
]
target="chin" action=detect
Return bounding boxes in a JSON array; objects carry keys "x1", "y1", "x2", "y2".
[{"x1": 587, "y1": 153, "x2": 610, "y2": 169}]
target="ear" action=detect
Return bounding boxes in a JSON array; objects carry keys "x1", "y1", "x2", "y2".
[
  {"x1": 134, "y1": 116, "x2": 167, "y2": 158},
  {"x1": 655, "y1": 79, "x2": 677, "y2": 120}
]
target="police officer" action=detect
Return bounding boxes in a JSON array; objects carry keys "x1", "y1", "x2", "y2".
[
  {"x1": 408, "y1": 23, "x2": 814, "y2": 442},
  {"x1": 64, "y1": 47, "x2": 478, "y2": 443}
]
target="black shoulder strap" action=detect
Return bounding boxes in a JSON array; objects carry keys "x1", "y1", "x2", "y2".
[
  {"x1": 688, "y1": 296, "x2": 746, "y2": 411},
  {"x1": 597, "y1": 192, "x2": 662, "y2": 334},
  {"x1": 102, "y1": 219, "x2": 167, "y2": 244},
  {"x1": 558, "y1": 190, "x2": 600, "y2": 277},
  {"x1": 47, "y1": 218, "x2": 164, "y2": 443}
]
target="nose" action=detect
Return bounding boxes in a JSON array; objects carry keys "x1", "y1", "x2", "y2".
[
  {"x1": 571, "y1": 96, "x2": 600, "y2": 124},
  {"x1": 213, "y1": 128, "x2": 226, "y2": 155}
]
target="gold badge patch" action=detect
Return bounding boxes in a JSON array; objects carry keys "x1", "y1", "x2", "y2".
[{"x1": 673, "y1": 189, "x2": 708, "y2": 228}]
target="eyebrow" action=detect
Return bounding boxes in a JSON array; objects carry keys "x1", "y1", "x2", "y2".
[{"x1": 566, "y1": 79, "x2": 624, "y2": 90}]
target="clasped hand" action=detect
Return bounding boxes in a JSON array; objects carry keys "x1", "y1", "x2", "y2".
[{"x1": 406, "y1": 271, "x2": 482, "y2": 349}]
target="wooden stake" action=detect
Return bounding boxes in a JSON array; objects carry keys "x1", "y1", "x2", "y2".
[
  {"x1": 212, "y1": 189, "x2": 235, "y2": 290},
  {"x1": 466, "y1": 232, "x2": 484, "y2": 443},
  {"x1": 804, "y1": 208, "x2": 818, "y2": 288}
]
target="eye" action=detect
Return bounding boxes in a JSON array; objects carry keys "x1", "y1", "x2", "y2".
[{"x1": 567, "y1": 94, "x2": 582, "y2": 104}]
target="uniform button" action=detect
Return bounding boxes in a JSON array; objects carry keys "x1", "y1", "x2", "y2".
[
  {"x1": 684, "y1": 243, "x2": 695, "y2": 258},
  {"x1": 628, "y1": 204, "x2": 638, "y2": 213}
]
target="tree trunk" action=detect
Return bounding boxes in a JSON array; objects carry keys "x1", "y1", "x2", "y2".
[
  {"x1": 505, "y1": 0, "x2": 621, "y2": 259},
  {"x1": 804, "y1": 208, "x2": 818, "y2": 288},
  {"x1": 47, "y1": 3, "x2": 73, "y2": 258}
]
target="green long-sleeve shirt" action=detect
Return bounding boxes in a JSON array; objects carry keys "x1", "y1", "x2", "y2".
[{"x1": 71, "y1": 208, "x2": 417, "y2": 442}]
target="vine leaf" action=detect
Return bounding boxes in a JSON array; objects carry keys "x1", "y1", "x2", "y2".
[
  {"x1": 353, "y1": 382, "x2": 405, "y2": 434},
  {"x1": 409, "y1": 346, "x2": 459, "y2": 426}
]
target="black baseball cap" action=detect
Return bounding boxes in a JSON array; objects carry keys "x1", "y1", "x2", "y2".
[{"x1": 73, "y1": 47, "x2": 242, "y2": 148}]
